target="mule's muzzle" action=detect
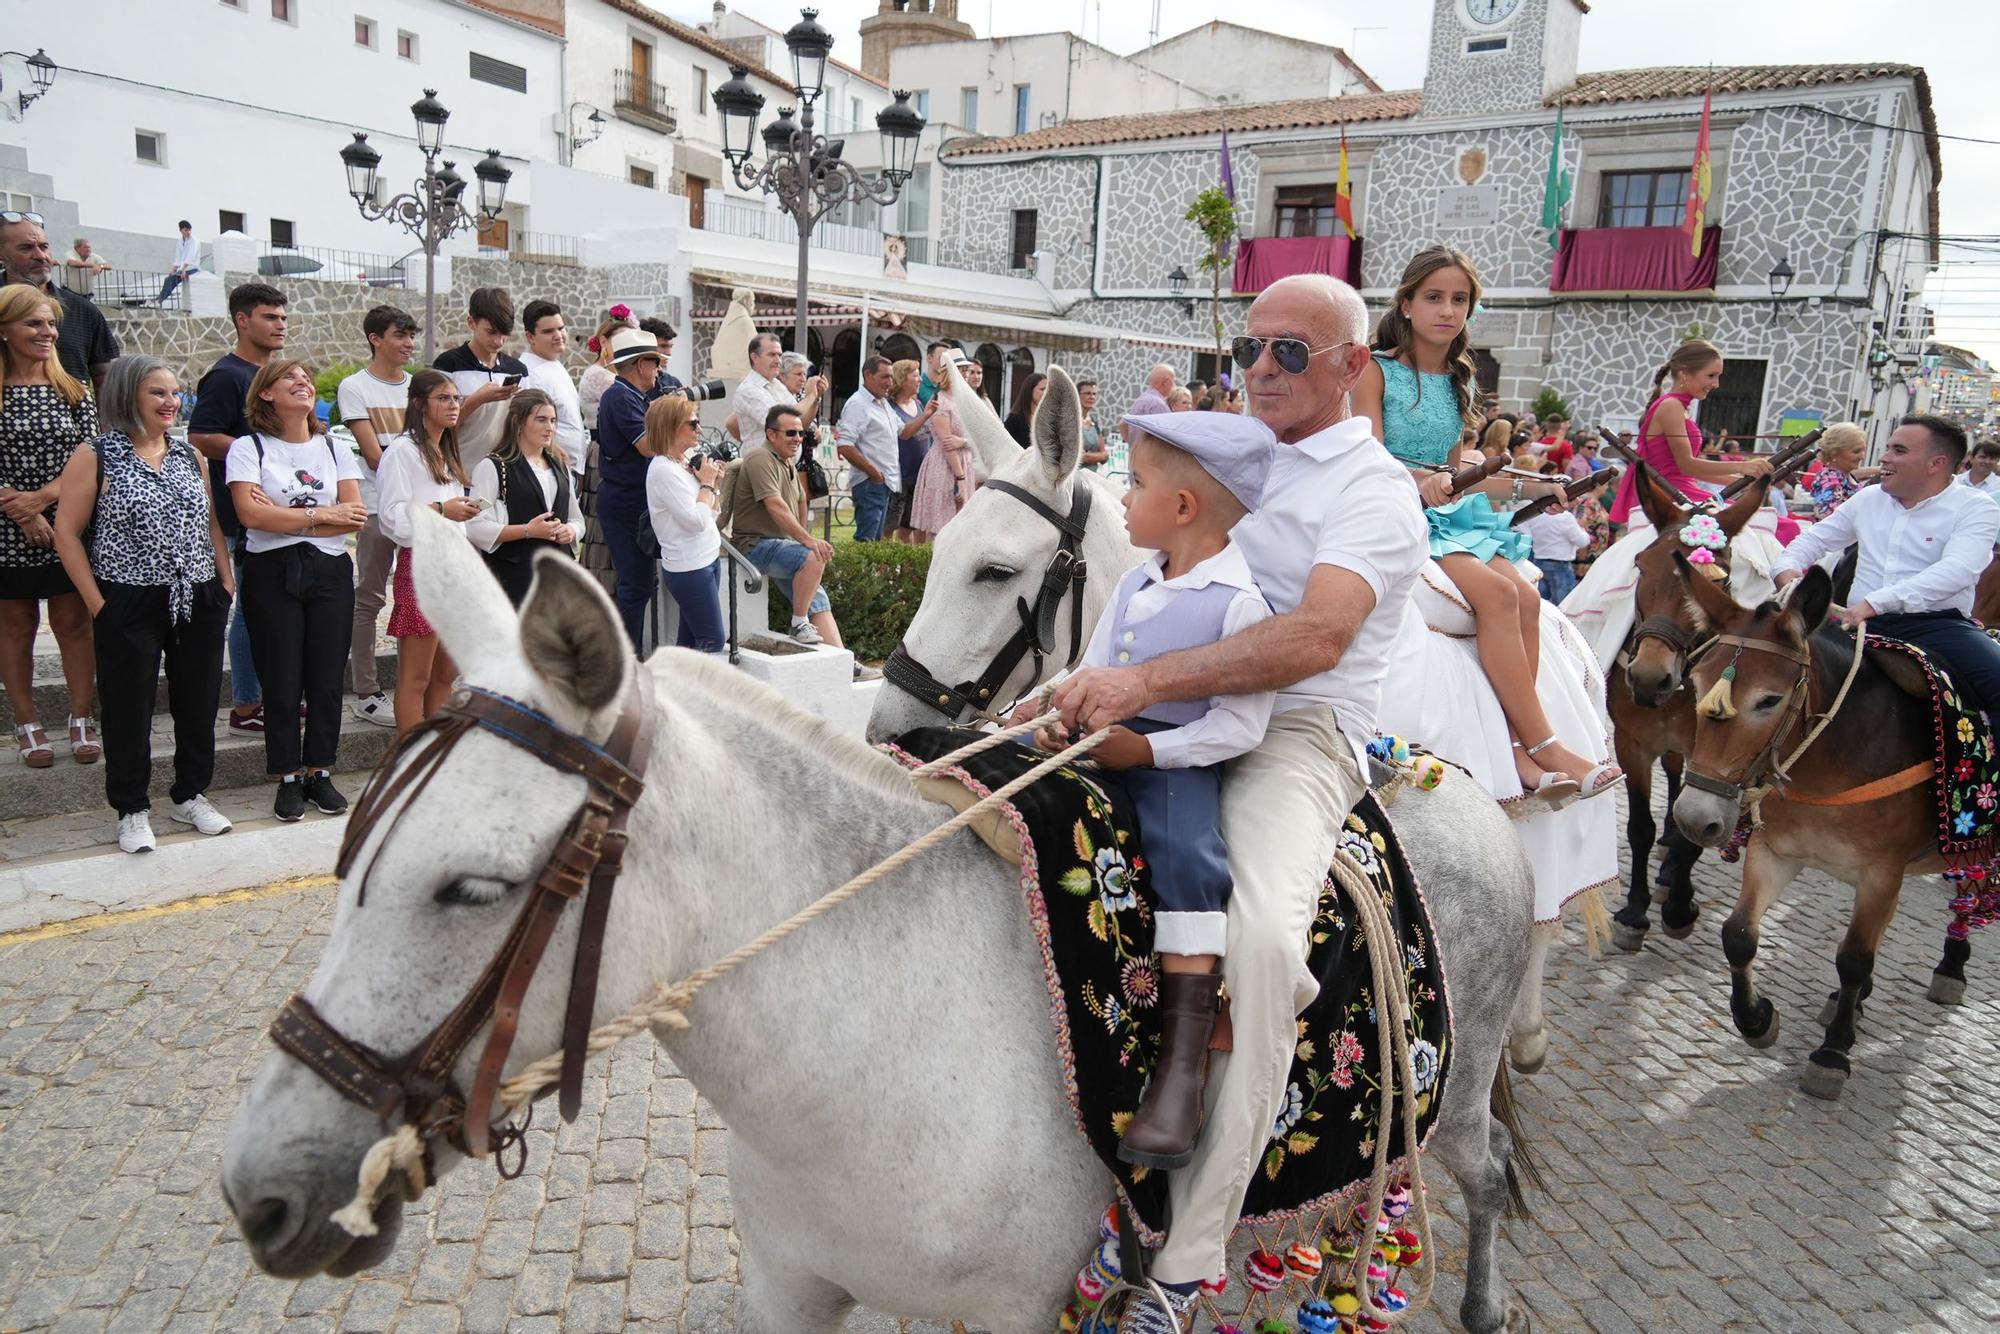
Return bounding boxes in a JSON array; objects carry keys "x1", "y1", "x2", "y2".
[
  {"x1": 223, "y1": 1157, "x2": 407, "y2": 1278},
  {"x1": 1672, "y1": 784, "x2": 1740, "y2": 848}
]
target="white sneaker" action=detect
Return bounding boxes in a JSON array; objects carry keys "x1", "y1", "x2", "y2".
[
  {"x1": 168, "y1": 793, "x2": 233, "y2": 835},
  {"x1": 117, "y1": 812, "x2": 156, "y2": 854},
  {"x1": 789, "y1": 620, "x2": 825, "y2": 646},
  {"x1": 349, "y1": 692, "x2": 395, "y2": 727}
]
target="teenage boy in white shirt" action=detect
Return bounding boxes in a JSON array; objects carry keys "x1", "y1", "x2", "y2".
[
  {"x1": 335, "y1": 305, "x2": 417, "y2": 726},
  {"x1": 519, "y1": 299, "x2": 586, "y2": 475}
]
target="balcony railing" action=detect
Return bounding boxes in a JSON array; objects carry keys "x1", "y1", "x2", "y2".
[
  {"x1": 479, "y1": 230, "x2": 581, "y2": 267},
  {"x1": 902, "y1": 235, "x2": 930, "y2": 266},
  {"x1": 84, "y1": 268, "x2": 193, "y2": 311},
  {"x1": 702, "y1": 191, "x2": 889, "y2": 260},
  {"x1": 258, "y1": 243, "x2": 411, "y2": 287},
  {"x1": 1551, "y1": 225, "x2": 1721, "y2": 294},
  {"x1": 613, "y1": 70, "x2": 677, "y2": 134}
]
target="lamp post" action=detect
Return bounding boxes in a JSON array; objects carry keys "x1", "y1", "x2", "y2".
[
  {"x1": 1, "y1": 49, "x2": 57, "y2": 116},
  {"x1": 1167, "y1": 265, "x2": 1194, "y2": 318},
  {"x1": 1768, "y1": 255, "x2": 1796, "y2": 326},
  {"x1": 338, "y1": 89, "x2": 511, "y2": 362},
  {"x1": 712, "y1": 8, "x2": 925, "y2": 361},
  {"x1": 568, "y1": 102, "x2": 607, "y2": 155}
]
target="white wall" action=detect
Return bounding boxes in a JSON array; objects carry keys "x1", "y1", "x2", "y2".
[
  {"x1": 888, "y1": 34, "x2": 1213, "y2": 139},
  {"x1": 14, "y1": 0, "x2": 561, "y2": 264},
  {"x1": 1141, "y1": 27, "x2": 1352, "y2": 103}
]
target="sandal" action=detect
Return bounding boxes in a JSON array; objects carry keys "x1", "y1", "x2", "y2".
[
  {"x1": 68, "y1": 717, "x2": 101, "y2": 765},
  {"x1": 15, "y1": 722, "x2": 54, "y2": 769},
  {"x1": 1574, "y1": 761, "x2": 1625, "y2": 802},
  {"x1": 1513, "y1": 741, "x2": 1580, "y2": 807}
]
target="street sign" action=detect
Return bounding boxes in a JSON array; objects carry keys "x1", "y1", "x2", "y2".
[{"x1": 1436, "y1": 185, "x2": 1500, "y2": 229}]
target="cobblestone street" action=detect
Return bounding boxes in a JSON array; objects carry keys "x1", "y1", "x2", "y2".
[{"x1": 2, "y1": 795, "x2": 1998, "y2": 1332}]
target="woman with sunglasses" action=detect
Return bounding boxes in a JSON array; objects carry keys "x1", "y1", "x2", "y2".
[
  {"x1": 638, "y1": 394, "x2": 725, "y2": 652},
  {"x1": 1349, "y1": 246, "x2": 1618, "y2": 804}
]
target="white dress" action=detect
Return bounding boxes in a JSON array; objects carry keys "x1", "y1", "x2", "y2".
[
  {"x1": 1561, "y1": 510, "x2": 1787, "y2": 672},
  {"x1": 1377, "y1": 562, "x2": 1620, "y2": 924}
]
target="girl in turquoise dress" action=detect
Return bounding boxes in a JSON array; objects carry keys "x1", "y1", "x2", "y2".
[{"x1": 1352, "y1": 245, "x2": 1621, "y2": 803}]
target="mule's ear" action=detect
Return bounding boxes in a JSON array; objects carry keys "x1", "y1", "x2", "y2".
[
  {"x1": 1673, "y1": 549, "x2": 1737, "y2": 633},
  {"x1": 943, "y1": 355, "x2": 1022, "y2": 479},
  {"x1": 1786, "y1": 566, "x2": 1835, "y2": 639},
  {"x1": 1717, "y1": 473, "x2": 1768, "y2": 537},
  {"x1": 1033, "y1": 366, "x2": 1083, "y2": 487},
  {"x1": 411, "y1": 505, "x2": 519, "y2": 679},
  {"x1": 1633, "y1": 459, "x2": 1686, "y2": 532},
  {"x1": 518, "y1": 551, "x2": 633, "y2": 713}
]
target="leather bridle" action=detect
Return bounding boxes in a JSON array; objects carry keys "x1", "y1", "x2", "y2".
[
  {"x1": 885, "y1": 479, "x2": 1093, "y2": 723},
  {"x1": 1680, "y1": 633, "x2": 1813, "y2": 805},
  {"x1": 268, "y1": 671, "x2": 654, "y2": 1187}
]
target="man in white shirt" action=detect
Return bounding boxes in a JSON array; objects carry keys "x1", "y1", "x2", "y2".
[
  {"x1": 336, "y1": 305, "x2": 417, "y2": 727},
  {"x1": 1776, "y1": 415, "x2": 2000, "y2": 715},
  {"x1": 158, "y1": 221, "x2": 200, "y2": 304},
  {"x1": 1956, "y1": 441, "x2": 2000, "y2": 499},
  {"x1": 61, "y1": 238, "x2": 110, "y2": 299},
  {"x1": 518, "y1": 299, "x2": 586, "y2": 475},
  {"x1": 835, "y1": 355, "x2": 903, "y2": 541},
  {"x1": 1051, "y1": 273, "x2": 1428, "y2": 1294},
  {"x1": 728, "y1": 333, "x2": 787, "y2": 445}
]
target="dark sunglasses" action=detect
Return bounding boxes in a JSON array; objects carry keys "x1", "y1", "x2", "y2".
[
  {"x1": 1231, "y1": 335, "x2": 1350, "y2": 376},
  {"x1": 774, "y1": 428, "x2": 805, "y2": 438},
  {"x1": 0, "y1": 210, "x2": 45, "y2": 226}
]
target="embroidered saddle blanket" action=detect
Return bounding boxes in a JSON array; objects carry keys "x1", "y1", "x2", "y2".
[{"x1": 887, "y1": 727, "x2": 1454, "y2": 1244}]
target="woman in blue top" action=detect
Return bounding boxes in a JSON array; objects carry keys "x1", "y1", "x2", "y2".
[{"x1": 1352, "y1": 245, "x2": 1620, "y2": 804}]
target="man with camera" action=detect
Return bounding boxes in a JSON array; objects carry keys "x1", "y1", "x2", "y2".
[{"x1": 729, "y1": 405, "x2": 873, "y2": 679}]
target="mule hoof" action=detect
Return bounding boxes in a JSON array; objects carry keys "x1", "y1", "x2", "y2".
[
  {"x1": 1739, "y1": 1003, "x2": 1781, "y2": 1049},
  {"x1": 1609, "y1": 922, "x2": 1649, "y2": 954},
  {"x1": 1800, "y1": 1060, "x2": 1849, "y2": 1101},
  {"x1": 1660, "y1": 915, "x2": 1697, "y2": 941},
  {"x1": 1509, "y1": 1025, "x2": 1550, "y2": 1075},
  {"x1": 1928, "y1": 972, "x2": 1967, "y2": 1006},
  {"x1": 1506, "y1": 1305, "x2": 1533, "y2": 1334}
]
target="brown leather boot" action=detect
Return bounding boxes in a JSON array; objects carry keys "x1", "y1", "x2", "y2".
[{"x1": 1118, "y1": 968, "x2": 1224, "y2": 1171}]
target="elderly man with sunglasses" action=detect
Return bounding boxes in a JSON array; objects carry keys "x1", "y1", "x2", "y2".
[{"x1": 1053, "y1": 273, "x2": 1428, "y2": 1302}]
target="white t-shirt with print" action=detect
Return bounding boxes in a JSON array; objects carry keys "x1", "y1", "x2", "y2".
[
  {"x1": 224, "y1": 432, "x2": 364, "y2": 558},
  {"x1": 335, "y1": 367, "x2": 411, "y2": 508}
]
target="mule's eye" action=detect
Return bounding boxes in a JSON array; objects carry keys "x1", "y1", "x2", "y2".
[
  {"x1": 973, "y1": 563, "x2": 1018, "y2": 584},
  {"x1": 1752, "y1": 693, "x2": 1786, "y2": 710},
  {"x1": 435, "y1": 876, "x2": 511, "y2": 906}
]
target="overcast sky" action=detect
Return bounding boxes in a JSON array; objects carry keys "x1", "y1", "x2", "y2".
[{"x1": 709, "y1": 0, "x2": 2000, "y2": 361}]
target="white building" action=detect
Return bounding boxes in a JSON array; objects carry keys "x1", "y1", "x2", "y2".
[
  {"x1": 1139, "y1": 21, "x2": 1381, "y2": 102},
  {"x1": 886, "y1": 31, "x2": 1214, "y2": 139},
  {"x1": 3, "y1": 0, "x2": 564, "y2": 271}
]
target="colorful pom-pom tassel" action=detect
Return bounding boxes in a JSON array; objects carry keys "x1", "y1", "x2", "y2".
[
  {"x1": 1247, "y1": 1249, "x2": 1286, "y2": 1292},
  {"x1": 1091, "y1": 1238, "x2": 1121, "y2": 1284},
  {"x1": 1393, "y1": 1228, "x2": 1423, "y2": 1266},
  {"x1": 1377, "y1": 1236, "x2": 1403, "y2": 1265},
  {"x1": 1378, "y1": 1286, "x2": 1410, "y2": 1314},
  {"x1": 1414, "y1": 754, "x2": 1446, "y2": 790},
  {"x1": 1285, "y1": 1240, "x2": 1324, "y2": 1279},
  {"x1": 1297, "y1": 1298, "x2": 1340, "y2": 1334},
  {"x1": 1099, "y1": 1204, "x2": 1120, "y2": 1241},
  {"x1": 1383, "y1": 1186, "x2": 1411, "y2": 1218},
  {"x1": 1200, "y1": 1274, "x2": 1230, "y2": 1296},
  {"x1": 1258, "y1": 1320, "x2": 1291, "y2": 1334},
  {"x1": 1366, "y1": 1257, "x2": 1389, "y2": 1285},
  {"x1": 1330, "y1": 1288, "x2": 1361, "y2": 1317}
]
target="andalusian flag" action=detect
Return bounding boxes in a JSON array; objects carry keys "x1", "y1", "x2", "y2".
[
  {"x1": 1334, "y1": 128, "x2": 1356, "y2": 238},
  {"x1": 1540, "y1": 105, "x2": 1571, "y2": 249},
  {"x1": 1684, "y1": 87, "x2": 1713, "y2": 256}
]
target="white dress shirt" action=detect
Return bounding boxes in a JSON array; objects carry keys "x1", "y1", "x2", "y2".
[
  {"x1": 644, "y1": 455, "x2": 722, "y2": 573},
  {"x1": 375, "y1": 434, "x2": 474, "y2": 549},
  {"x1": 171, "y1": 232, "x2": 199, "y2": 272},
  {"x1": 1956, "y1": 470, "x2": 2000, "y2": 499},
  {"x1": 1775, "y1": 481, "x2": 2000, "y2": 615},
  {"x1": 836, "y1": 386, "x2": 903, "y2": 488},
  {"x1": 732, "y1": 371, "x2": 786, "y2": 442},
  {"x1": 1520, "y1": 508, "x2": 1592, "y2": 561},
  {"x1": 465, "y1": 454, "x2": 579, "y2": 553},
  {"x1": 519, "y1": 350, "x2": 586, "y2": 474},
  {"x1": 1076, "y1": 543, "x2": 1274, "y2": 770},
  {"x1": 1230, "y1": 415, "x2": 1429, "y2": 766}
]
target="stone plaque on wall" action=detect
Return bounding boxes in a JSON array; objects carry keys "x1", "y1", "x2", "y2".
[{"x1": 1435, "y1": 186, "x2": 1500, "y2": 229}]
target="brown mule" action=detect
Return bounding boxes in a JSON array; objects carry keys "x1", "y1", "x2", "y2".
[
  {"x1": 1604, "y1": 463, "x2": 1774, "y2": 952},
  {"x1": 1670, "y1": 562, "x2": 1959, "y2": 1099}
]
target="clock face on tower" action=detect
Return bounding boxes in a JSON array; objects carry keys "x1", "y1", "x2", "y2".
[{"x1": 1464, "y1": 0, "x2": 1524, "y2": 24}]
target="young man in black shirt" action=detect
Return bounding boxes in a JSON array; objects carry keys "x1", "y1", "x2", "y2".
[
  {"x1": 189, "y1": 282, "x2": 289, "y2": 734},
  {"x1": 431, "y1": 285, "x2": 527, "y2": 467}
]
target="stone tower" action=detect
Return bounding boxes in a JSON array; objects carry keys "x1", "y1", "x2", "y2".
[
  {"x1": 857, "y1": 0, "x2": 976, "y2": 84},
  {"x1": 1419, "y1": 0, "x2": 1586, "y2": 119}
]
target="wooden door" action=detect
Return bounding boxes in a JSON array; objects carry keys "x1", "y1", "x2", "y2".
[
  {"x1": 686, "y1": 176, "x2": 707, "y2": 229},
  {"x1": 631, "y1": 39, "x2": 653, "y2": 105}
]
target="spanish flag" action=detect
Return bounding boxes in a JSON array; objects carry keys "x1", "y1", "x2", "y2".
[
  {"x1": 1683, "y1": 87, "x2": 1712, "y2": 257},
  {"x1": 1334, "y1": 128, "x2": 1355, "y2": 239}
]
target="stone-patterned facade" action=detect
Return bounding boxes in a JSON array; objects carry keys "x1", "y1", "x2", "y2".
[
  {"x1": 1420, "y1": 0, "x2": 1559, "y2": 118},
  {"x1": 104, "y1": 258, "x2": 674, "y2": 390},
  {"x1": 1099, "y1": 147, "x2": 1261, "y2": 291},
  {"x1": 933, "y1": 157, "x2": 1098, "y2": 291},
  {"x1": 1360, "y1": 123, "x2": 1567, "y2": 293},
  {"x1": 1712, "y1": 96, "x2": 1877, "y2": 291}
]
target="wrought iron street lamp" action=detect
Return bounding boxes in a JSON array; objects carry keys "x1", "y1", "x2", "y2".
[
  {"x1": 712, "y1": 7, "x2": 926, "y2": 359},
  {"x1": 1168, "y1": 265, "x2": 1194, "y2": 317},
  {"x1": 338, "y1": 89, "x2": 511, "y2": 361},
  {"x1": 1768, "y1": 255, "x2": 1796, "y2": 325},
  {"x1": 569, "y1": 103, "x2": 607, "y2": 154},
  {"x1": 1, "y1": 49, "x2": 58, "y2": 116}
]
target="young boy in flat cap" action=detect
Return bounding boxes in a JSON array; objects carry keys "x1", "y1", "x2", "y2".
[{"x1": 1039, "y1": 409, "x2": 1277, "y2": 1174}]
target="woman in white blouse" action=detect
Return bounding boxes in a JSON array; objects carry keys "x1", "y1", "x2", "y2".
[
  {"x1": 467, "y1": 390, "x2": 579, "y2": 605},
  {"x1": 642, "y1": 395, "x2": 725, "y2": 653},
  {"x1": 375, "y1": 369, "x2": 478, "y2": 733}
]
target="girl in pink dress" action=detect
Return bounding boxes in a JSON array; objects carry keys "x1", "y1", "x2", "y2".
[
  {"x1": 1607, "y1": 338, "x2": 1770, "y2": 525},
  {"x1": 908, "y1": 358, "x2": 983, "y2": 539}
]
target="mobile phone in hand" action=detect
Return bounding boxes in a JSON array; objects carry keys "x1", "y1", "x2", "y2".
[{"x1": 501, "y1": 373, "x2": 524, "y2": 387}]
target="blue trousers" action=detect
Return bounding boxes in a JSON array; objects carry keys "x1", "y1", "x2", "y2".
[
  {"x1": 229, "y1": 547, "x2": 260, "y2": 706},
  {"x1": 661, "y1": 560, "x2": 725, "y2": 653},
  {"x1": 1534, "y1": 556, "x2": 1577, "y2": 604},
  {"x1": 852, "y1": 478, "x2": 894, "y2": 542},
  {"x1": 1107, "y1": 718, "x2": 1232, "y2": 955},
  {"x1": 1871, "y1": 611, "x2": 2000, "y2": 719},
  {"x1": 595, "y1": 484, "x2": 654, "y2": 650}
]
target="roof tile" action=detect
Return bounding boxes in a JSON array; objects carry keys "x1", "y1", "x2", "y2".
[
  {"x1": 942, "y1": 90, "x2": 1422, "y2": 157},
  {"x1": 1556, "y1": 62, "x2": 1924, "y2": 106}
]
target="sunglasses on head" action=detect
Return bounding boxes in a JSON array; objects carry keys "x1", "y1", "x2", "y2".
[
  {"x1": 0, "y1": 210, "x2": 45, "y2": 226},
  {"x1": 1231, "y1": 335, "x2": 1350, "y2": 376}
]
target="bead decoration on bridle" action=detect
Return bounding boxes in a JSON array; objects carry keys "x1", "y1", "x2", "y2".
[
  {"x1": 264, "y1": 672, "x2": 654, "y2": 1194},
  {"x1": 1618, "y1": 515, "x2": 1729, "y2": 678},
  {"x1": 884, "y1": 479, "x2": 1094, "y2": 724}
]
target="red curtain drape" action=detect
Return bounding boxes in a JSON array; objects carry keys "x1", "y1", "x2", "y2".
[
  {"x1": 1552, "y1": 225, "x2": 1721, "y2": 292},
  {"x1": 1232, "y1": 235, "x2": 1362, "y2": 293}
]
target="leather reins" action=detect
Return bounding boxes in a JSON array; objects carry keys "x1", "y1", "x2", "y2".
[
  {"x1": 268, "y1": 670, "x2": 654, "y2": 1186},
  {"x1": 885, "y1": 479, "x2": 1093, "y2": 722}
]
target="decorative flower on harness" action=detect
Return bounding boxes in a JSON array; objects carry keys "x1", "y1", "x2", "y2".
[{"x1": 1680, "y1": 513, "x2": 1727, "y2": 566}]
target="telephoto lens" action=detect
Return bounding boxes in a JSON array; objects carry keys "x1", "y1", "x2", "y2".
[{"x1": 676, "y1": 379, "x2": 728, "y2": 403}]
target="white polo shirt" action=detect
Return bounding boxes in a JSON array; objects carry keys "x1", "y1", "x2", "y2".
[
  {"x1": 1231, "y1": 415, "x2": 1428, "y2": 762},
  {"x1": 1774, "y1": 480, "x2": 2000, "y2": 616}
]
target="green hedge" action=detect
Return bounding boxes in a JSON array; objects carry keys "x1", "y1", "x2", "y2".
[{"x1": 766, "y1": 540, "x2": 931, "y2": 661}]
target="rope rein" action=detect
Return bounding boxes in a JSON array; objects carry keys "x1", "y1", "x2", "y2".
[
  {"x1": 1742, "y1": 617, "x2": 1869, "y2": 824},
  {"x1": 334, "y1": 712, "x2": 1106, "y2": 1235}
]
